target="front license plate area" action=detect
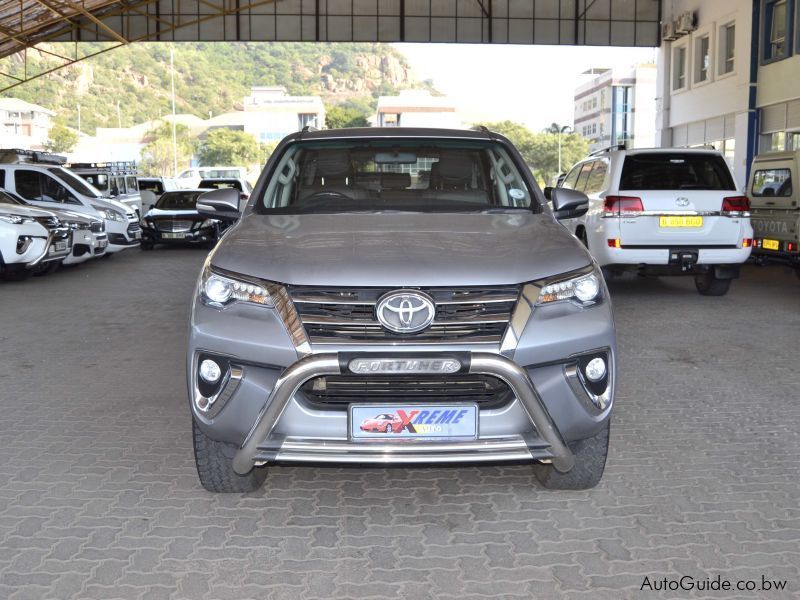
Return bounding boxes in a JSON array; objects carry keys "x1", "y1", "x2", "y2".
[
  {"x1": 762, "y1": 238, "x2": 780, "y2": 250},
  {"x1": 350, "y1": 404, "x2": 478, "y2": 440},
  {"x1": 659, "y1": 215, "x2": 703, "y2": 228},
  {"x1": 163, "y1": 232, "x2": 186, "y2": 239}
]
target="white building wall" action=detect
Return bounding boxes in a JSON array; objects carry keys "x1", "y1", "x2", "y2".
[
  {"x1": 656, "y1": 0, "x2": 753, "y2": 186},
  {"x1": 632, "y1": 65, "x2": 657, "y2": 148},
  {"x1": 392, "y1": 112, "x2": 462, "y2": 128}
]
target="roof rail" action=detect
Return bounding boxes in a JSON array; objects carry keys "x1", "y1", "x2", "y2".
[
  {"x1": 472, "y1": 125, "x2": 490, "y2": 133},
  {"x1": 301, "y1": 125, "x2": 318, "y2": 133},
  {"x1": 588, "y1": 144, "x2": 626, "y2": 157},
  {"x1": 0, "y1": 148, "x2": 67, "y2": 165},
  {"x1": 67, "y1": 160, "x2": 139, "y2": 172}
]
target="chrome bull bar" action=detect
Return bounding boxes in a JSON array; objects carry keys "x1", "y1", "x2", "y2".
[{"x1": 232, "y1": 352, "x2": 575, "y2": 475}]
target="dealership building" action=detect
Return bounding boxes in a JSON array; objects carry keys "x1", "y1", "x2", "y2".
[{"x1": 656, "y1": 0, "x2": 800, "y2": 187}]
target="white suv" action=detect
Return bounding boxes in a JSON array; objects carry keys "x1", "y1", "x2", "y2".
[
  {"x1": 552, "y1": 147, "x2": 753, "y2": 296},
  {"x1": 0, "y1": 161, "x2": 141, "y2": 253},
  {"x1": 0, "y1": 202, "x2": 71, "y2": 279}
]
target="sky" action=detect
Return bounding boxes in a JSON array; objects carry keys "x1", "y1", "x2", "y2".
[{"x1": 395, "y1": 44, "x2": 658, "y2": 131}]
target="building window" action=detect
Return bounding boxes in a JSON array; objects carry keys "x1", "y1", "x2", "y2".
[
  {"x1": 673, "y1": 45, "x2": 688, "y2": 90},
  {"x1": 298, "y1": 113, "x2": 317, "y2": 129},
  {"x1": 760, "y1": 131, "x2": 787, "y2": 152},
  {"x1": 764, "y1": 0, "x2": 790, "y2": 61},
  {"x1": 719, "y1": 23, "x2": 736, "y2": 74},
  {"x1": 696, "y1": 35, "x2": 711, "y2": 82}
]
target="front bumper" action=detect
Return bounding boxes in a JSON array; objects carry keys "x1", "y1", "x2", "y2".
[
  {"x1": 190, "y1": 347, "x2": 615, "y2": 475},
  {"x1": 227, "y1": 352, "x2": 577, "y2": 474},
  {"x1": 105, "y1": 220, "x2": 141, "y2": 252},
  {"x1": 142, "y1": 227, "x2": 216, "y2": 244},
  {"x1": 189, "y1": 273, "x2": 616, "y2": 475}
]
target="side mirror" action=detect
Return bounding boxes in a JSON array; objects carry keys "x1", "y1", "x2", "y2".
[
  {"x1": 551, "y1": 188, "x2": 589, "y2": 220},
  {"x1": 543, "y1": 186, "x2": 553, "y2": 201},
  {"x1": 197, "y1": 187, "x2": 241, "y2": 221}
]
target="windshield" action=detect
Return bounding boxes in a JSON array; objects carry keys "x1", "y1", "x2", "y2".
[
  {"x1": 258, "y1": 139, "x2": 537, "y2": 214},
  {"x1": 50, "y1": 168, "x2": 103, "y2": 198},
  {"x1": 155, "y1": 191, "x2": 203, "y2": 210},
  {"x1": 200, "y1": 179, "x2": 243, "y2": 191},
  {"x1": 620, "y1": 153, "x2": 736, "y2": 191},
  {"x1": 78, "y1": 173, "x2": 109, "y2": 191},
  {"x1": 0, "y1": 189, "x2": 25, "y2": 205},
  {"x1": 139, "y1": 180, "x2": 163, "y2": 194}
]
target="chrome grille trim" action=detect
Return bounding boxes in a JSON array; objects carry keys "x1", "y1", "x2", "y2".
[
  {"x1": 289, "y1": 285, "x2": 520, "y2": 344},
  {"x1": 153, "y1": 219, "x2": 193, "y2": 232}
]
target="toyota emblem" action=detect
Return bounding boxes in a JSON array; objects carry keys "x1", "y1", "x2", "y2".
[{"x1": 376, "y1": 290, "x2": 436, "y2": 334}]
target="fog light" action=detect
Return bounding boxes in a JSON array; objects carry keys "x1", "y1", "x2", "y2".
[
  {"x1": 199, "y1": 359, "x2": 222, "y2": 383},
  {"x1": 584, "y1": 357, "x2": 606, "y2": 382}
]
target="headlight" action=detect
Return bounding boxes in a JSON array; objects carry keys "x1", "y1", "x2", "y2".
[
  {"x1": 0, "y1": 214, "x2": 36, "y2": 225},
  {"x1": 91, "y1": 205, "x2": 124, "y2": 222},
  {"x1": 201, "y1": 267, "x2": 275, "y2": 308},
  {"x1": 537, "y1": 272, "x2": 601, "y2": 306},
  {"x1": 200, "y1": 219, "x2": 216, "y2": 229}
]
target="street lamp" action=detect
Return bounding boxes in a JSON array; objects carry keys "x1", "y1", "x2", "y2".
[{"x1": 557, "y1": 125, "x2": 573, "y2": 176}]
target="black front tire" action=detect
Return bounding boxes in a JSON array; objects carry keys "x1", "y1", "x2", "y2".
[
  {"x1": 33, "y1": 261, "x2": 60, "y2": 276},
  {"x1": 192, "y1": 420, "x2": 267, "y2": 493},
  {"x1": 533, "y1": 420, "x2": 610, "y2": 490},
  {"x1": 694, "y1": 272, "x2": 732, "y2": 296}
]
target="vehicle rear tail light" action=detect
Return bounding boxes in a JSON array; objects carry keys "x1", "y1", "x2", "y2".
[
  {"x1": 607, "y1": 238, "x2": 621, "y2": 248},
  {"x1": 603, "y1": 195, "x2": 644, "y2": 216},
  {"x1": 788, "y1": 242, "x2": 798, "y2": 252},
  {"x1": 741, "y1": 238, "x2": 752, "y2": 248},
  {"x1": 721, "y1": 196, "x2": 750, "y2": 212}
]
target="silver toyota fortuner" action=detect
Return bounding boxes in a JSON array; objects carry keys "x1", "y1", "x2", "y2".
[{"x1": 188, "y1": 127, "x2": 616, "y2": 493}]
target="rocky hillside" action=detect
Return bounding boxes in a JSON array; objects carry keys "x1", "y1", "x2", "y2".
[{"x1": 1, "y1": 42, "x2": 424, "y2": 132}]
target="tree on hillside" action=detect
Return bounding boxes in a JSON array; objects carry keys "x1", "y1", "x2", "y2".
[
  {"x1": 479, "y1": 121, "x2": 588, "y2": 186},
  {"x1": 197, "y1": 129, "x2": 266, "y2": 167},
  {"x1": 44, "y1": 120, "x2": 79, "y2": 154},
  {"x1": 325, "y1": 105, "x2": 369, "y2": 129},
  {"x1": 140, "y1": 122, "x2": 197, "y2": 177}
]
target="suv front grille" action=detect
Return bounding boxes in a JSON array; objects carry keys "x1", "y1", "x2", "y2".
[
  {"x1": 289, "y1": 285, "x2": 519, "y2": 344},
  {"x1": 300, "y1": 374, "x2": 514, "y2": 409},
  {"x1": 154, "y1": 218, "x2": 194, "y2": 232}
]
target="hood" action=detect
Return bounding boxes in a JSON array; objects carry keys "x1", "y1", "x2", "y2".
[
  {"x1": 210, "y1": 212, "x2": 592, "y2": 287},
  {"x1": 44, "y1": 208, "x2": 94, "y2": 225},
  {"x1": 0, "y1": 203, "x2": 59, "y2": 220},
  {"x1": 94, "y1": 197, "x2": 133, "y2": 215}
]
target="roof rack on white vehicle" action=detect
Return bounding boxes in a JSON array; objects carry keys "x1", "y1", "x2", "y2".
[
  {"x1": 588, "y1": 144, "x2": 627, "y2": 157},
  {"x1": 0, "y1": 148, "x2": 67, "y2": 165},
  {"x1": 67, "y1": 160, "x2": 139, "y2": 173}
]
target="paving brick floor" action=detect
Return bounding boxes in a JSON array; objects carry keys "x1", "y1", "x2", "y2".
[{"x1": 0, "y1": 249, "x2": 798, "y2": 599}]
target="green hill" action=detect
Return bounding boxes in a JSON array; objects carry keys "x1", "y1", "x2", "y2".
[{"x1": 1, "y1": 42, "x2": 424, "y2": 132}]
